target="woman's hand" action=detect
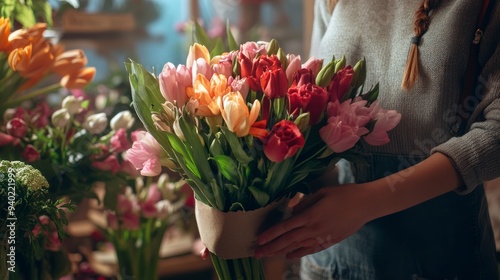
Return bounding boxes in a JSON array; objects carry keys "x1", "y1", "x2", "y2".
[
  {"x1": 255, "y1": 183, "x2": 375, "y2": 259},
  {"x1": 255, "y1": 152, "x2": 462, "y2": 259}
]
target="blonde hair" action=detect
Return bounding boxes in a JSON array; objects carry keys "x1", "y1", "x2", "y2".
[{"x1": 327, "y1": 0, "x2": 440, "y2": 90}]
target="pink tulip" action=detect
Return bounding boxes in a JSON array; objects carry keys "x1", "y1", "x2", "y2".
[
  {"x1": 363, "y1": 101, "x2": 402, "y2": 146},
  {"x1": 22, "y1": 145, "x2": 40, "y2": 162},
  {"x1": 159, "y1": 62, "x2": 192, "y2": 107},
  {"x1": 105, "y1": 211, "x2": 119, "y2": 230},
  {"x1": 229, "y1": 77, "x2": 250, "y2": 99},
  {"x1": 320, "y1": 99, "x2": 372, "y2": 153},
  {"x1": 302, "y1": 57, "x2": 323, "y2": 78},
  {"x1": 212, "y1": 54, "x2": 233, "y2": 78},
  {"x1": 192, "y1": 58, "x2": 213, "y2": 83},
  {"x1": 141, "y1": 184, "x2": 162, "y2": 218},
  {"x1": 45, "y1": 230, "x2": 62, "y2": 252},
  {"x1": 92, "y1": 155, "x2": 120, "y2": 173},
  {"x1": 6, "y1": 118, "x2": 28, "y2": 138},
  {"x1": 0, "y1": 132, "x2": 15, "y2": 146},
  {"x1": 286, "y1": 54, "x2": 302, "y2": 84},
  {"x1": 121, "y1": 211, "x2": 140, "y2": 230},
  {"x1": 239, "y1": 41, "x2": 267, "y2": 61},
  {"x1": 110, "y1": 128, "x2": 131, "y2": 153},
  {"x1": 126, "y1": 131, "x2": 165, "y2": 177}
]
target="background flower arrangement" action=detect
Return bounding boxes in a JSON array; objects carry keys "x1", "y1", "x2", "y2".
[
  {"x1": 0, "y1": 160, "x2": 75, "y2": 280},
  {"x1": 126, "y1": 24, "x2": 401, "y2": 279}
]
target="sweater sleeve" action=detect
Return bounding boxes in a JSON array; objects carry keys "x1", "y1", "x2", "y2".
[
  {"x1": 309, "y1": 0, "x2": 331, "y2": 57},
  {"x1": 431, "y1": 2, "x2": 500, "y2": 194}
]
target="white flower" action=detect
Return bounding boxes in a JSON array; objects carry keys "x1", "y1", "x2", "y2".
[
  {"x1": 51, "y1": 108, "x2": 70, "y2": 128},
  {"x1": 83, "y1": 113, "x2": 107, "y2": 134},
  {"x1": 62, "y1": 95, "x2": 84, "y2": 115},
  {"x1": 110, "y1": 110, "x2": 135, "y2": 131}
]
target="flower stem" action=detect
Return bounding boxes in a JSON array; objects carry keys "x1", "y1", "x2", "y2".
[{"x1": 3, "y1": 83, "x2": 61, "y2": 109}]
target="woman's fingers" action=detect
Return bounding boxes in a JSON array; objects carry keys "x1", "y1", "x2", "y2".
[
  {"x1": 255, "y1": 221, "x2": 312, "y2": 258},
  {"x1": 257, "y1": 211, "x2": 309, "y2": 246}
]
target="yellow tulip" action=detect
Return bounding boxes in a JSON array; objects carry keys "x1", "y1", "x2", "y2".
[
  {"x1": 186, "y1": 43, "x2": 210, "y2": 68},
  {"x1": 0, "y1": 17, "x2": 11, "y2": 52},
  {"x1": 219, "y1": 91, "x2": 261, "y2": 137}
]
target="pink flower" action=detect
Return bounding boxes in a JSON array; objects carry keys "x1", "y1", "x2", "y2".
[
  {"x1": 286, "y1": 54, "x2": 302, "y2": 84},
  {"x1": 110, "y1": 128, "x2": 131, "y2": 153},
  {"x1": 121, "y1": 211, "x2": 140, "y2": 230},
  {"x1": 126, "y1": 131, "x2": 165, "y2": 177},
  {"x1": 212, "y1": 54, "x2": 233, "y2": 78},
  {"x1": 22, "y1": 145, "x2": 40, "y2": 162},
  {"x1": 319, "y1": 99, "x2": 372, "y2": 153},
  {"x1": 141, "y1": 184, "x2": 162, "y2": 218},
  {"x1": 192, "y1": 58, "x2": 212, "y2": 83},
  {"x1": 105, "y1": 211, "x2": 119, "y2": 230},
  {"x1": 363, "y1": 101, "x2": 402, "y2": 146},
  {"x1": 92, "y1": 155, "x2": 120, "y2": 173},
  {"x1": 239, "y1": 41, "x2": 267, "y2": 62},
  {"x1": 159, "y1": 62, "x2": 192, "y2": 107},
  {"x1": 6, "y1": 117, "x2": 28, "y2": 138},
  {"x1": 229, "y1": 77, "x2": 250, "y2": 99},
  {"x1": 120, "y1": 159, "x2": 141, "y2": 177},
  {"x1": 0, "y1": 132, "x2": 15, "y2": 146},
  {"x1": 302, "y1": 57, "x2": 323, "y2": 78},
  {"x1": 30, "y1": 102, "x2": 51, "y2": 129},
  {"x1": 45, "y1": 230, "x2": 62, "y2": 252}
]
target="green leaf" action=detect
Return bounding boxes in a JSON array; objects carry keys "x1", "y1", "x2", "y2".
[
  {"x1": 14, "y1": 4, "x2": 36, "y2": 27},
  {"x1": 194, "y1": 20, "x2": 212, "y2": 49},
  {"x1": 211, "y1": 155, "x2": 239, "y2": 184},
  {"x1": 220, "y1": 127, "x2": 253, "y2": 165},
  {"x1": 210, "y1": 37, "x2": 225, "y2": 57},
  {"x1": 249, "y1": 186, "x2": 270, "y2": 206},
  {"x1": 229, "y1": 202, "x2": 245, "y2": 211},
  {"x1": 361, "y1": 83, "x2": 379, "y2": 104},
  {"x1": 226, "y1": 20, "x2": 239, "y2": 51}
]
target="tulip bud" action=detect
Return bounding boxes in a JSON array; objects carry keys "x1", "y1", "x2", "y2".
[
  {"x1": 51, "y1": 108, "x2": 70, "y2": 128},
  {"x1": 60, "y1": 67, "x2": 96, "y2": 89},
  {"x1": 0, "y1": 17, "x2": 11, "y2": 52},
  {"x1": 351, "y1": 57, "x2": 367, "y2": 89},
  {"x1": 62, "y1": 95, "x2": 84, "y2": 115},
  {"x1": 315, "y1": 55, "x2": 336, "y2": 88},
  {"x1": 173, "y1": 119, "x2": 185, "y2": 141},
  {"x1": 266, "y1": 39, "x2": 280, "y2": 55},
  {"x1": 110, "y1": 110, "x2": 135, "y2": 131},
  {"x1": 277, "y1": 48, "x2": 288, "y2": 70},
  {"x1": 2, "y1": 109, "x2": 16, "y2": 122},
  {"x1": 294, "y1": 112, "x2": 311, "y2": 132},
  {"x1": 6, "y1": 118, "x2": 28, "y2": 138},
  {"x1": 83, "y1": 113, "x2": 107, "y2": 134},
  {"x1": 334, "y1": 55, "x2": 347, "y2": 74}
]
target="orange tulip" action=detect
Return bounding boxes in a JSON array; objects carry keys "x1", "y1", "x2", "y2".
[
  {"x1": 186, "y1": 74, "x2": 231, "y2": 117},
  {"x1": 53, "y1": 49, "x2": 88, "y2": 76},
  {"x1": 60, "y1": 67, "x2": 96, "y2": 89},
  {"x1": 0, "y1": 17, "x2": 11, "y2": 52},
  {"x1": 186, "y1": 43, "x2": 211, "y2": 68},
  {"x1": 8, "y1": 23, "x2": 47, "y2": 50},
  {"x1": 8, "y1": 44, "x2": 32, "y2": 73},
  {"x1": 8, "y1": 41, "x2": 55, "y2": 78}
]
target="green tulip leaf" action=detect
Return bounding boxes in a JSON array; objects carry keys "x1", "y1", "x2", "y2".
[{"x1": 211, "y1": 155, "x2": 239, "y2": 184}]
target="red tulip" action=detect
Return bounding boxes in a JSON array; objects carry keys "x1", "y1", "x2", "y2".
[
  {"x1": 264, "y1": 120, "x2": 305, "y2": 162},
  {"x1": 287, "y1": 83, "x2": 329, "y2": 125}
]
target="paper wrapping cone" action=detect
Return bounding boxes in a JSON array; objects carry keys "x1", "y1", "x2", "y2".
[{"x1": 195, "y1": 199, "x2": 288, "y2": 259}]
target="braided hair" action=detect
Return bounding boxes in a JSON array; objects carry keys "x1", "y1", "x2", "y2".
[{"x1": 327, "y1": 0, "x2": 441, "y2": 90}]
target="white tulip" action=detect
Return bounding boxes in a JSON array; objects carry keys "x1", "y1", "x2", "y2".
[
  {"x1": 110, "y1": 110, "x2": 135, "y2": 131},
  {"x1": 83, "y1": 113, "x2": 107, "y2": 134}
]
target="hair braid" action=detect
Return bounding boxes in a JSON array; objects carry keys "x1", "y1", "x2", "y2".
[{"x1": 401, "y1": 0, "x2": 440, "y2": 90}]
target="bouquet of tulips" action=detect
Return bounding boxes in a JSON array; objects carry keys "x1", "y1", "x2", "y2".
[{"x1": 126, "y1": 24, "x2": 401, "y2": 280}]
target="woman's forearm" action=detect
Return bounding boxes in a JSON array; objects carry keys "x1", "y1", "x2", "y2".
[{"x1": 363, "y1": 152, "x2": 463, "y2": 221}]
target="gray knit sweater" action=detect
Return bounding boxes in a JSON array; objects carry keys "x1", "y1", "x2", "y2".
[{"x1": 310, "y1": 0, "x2": 500, "y2": 193}]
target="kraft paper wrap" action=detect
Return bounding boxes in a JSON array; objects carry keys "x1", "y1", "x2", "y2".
[{"x1": 195, "y1": 199, "x2": 288, "y2": 259}]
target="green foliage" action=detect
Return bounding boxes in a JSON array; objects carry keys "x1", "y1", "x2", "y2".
[{"x1": 0, "y1": 0, "x2": 79, "y2": 28}]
